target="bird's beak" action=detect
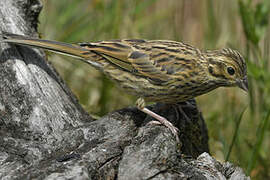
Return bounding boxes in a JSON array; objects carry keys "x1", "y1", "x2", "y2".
[{"x1": 237, "y1": 76, "x2": 249, "y2": 92}]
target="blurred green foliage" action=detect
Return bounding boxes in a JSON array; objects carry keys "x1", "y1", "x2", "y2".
[
  {"x1": 39, "y1": 0, "x2": 270, "y2": 179},
  {"x1": 239, "y1": 0, "x2": 270, "y2": 177}
]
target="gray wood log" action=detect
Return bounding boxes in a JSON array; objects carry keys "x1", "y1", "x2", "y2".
[{"x1": 0, "y1": 0, "x2": 250, "y2": 179}]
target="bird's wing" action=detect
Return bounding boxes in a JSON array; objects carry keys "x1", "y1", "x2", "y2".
[{"x1": 80, "y1": 39, "x2": 198, "y2": 82}]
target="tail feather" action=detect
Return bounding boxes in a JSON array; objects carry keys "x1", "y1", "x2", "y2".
[{"x1": 1, "y1": 32, "x2": 91, "y2": 60}]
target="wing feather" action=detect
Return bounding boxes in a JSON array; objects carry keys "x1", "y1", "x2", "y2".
[{"x1": 80, "y1": 39, "x2": 199, "y2": 81}]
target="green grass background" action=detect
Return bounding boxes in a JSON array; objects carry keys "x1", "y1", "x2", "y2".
[{"x1": 38, "y1": 0, "x2": 270, "y2": 179}]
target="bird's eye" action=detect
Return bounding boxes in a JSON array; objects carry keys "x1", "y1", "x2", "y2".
[{"x1": 227, "y1": 67, "x2": 235, "y2": 75}]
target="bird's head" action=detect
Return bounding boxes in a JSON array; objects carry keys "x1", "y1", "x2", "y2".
[{"x1": 205, "y1": 48, "x2": 248, "y2": 92}]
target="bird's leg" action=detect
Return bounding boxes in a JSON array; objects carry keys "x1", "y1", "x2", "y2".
[
  {"x1": 135, "y1": 98, "x2": 179, "y2": 142},
  {"x1": 173, "y1": 105, "x2": 189, "y2": 121},
  {"x1": 173, "y1": 100, "x2": 197, "y2": 123}
]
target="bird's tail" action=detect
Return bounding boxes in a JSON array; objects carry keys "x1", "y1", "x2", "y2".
[{"x1": 1, "y1": 32, "x2": 93, "y2": 60}]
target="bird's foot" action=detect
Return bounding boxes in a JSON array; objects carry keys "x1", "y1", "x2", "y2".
[{"x1": 136, "y1": 98, "x2": 180, "y2": 143}]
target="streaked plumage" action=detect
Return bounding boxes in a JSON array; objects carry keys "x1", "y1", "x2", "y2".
[{"x1": 1, "y1": 32, "x2": 248, "y2": 142}]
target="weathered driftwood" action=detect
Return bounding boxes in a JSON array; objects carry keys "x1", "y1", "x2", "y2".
[{"x1": 0, "y1": 0, "x2": 250, "y2": 179}]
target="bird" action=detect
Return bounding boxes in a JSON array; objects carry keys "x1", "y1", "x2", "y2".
[{"x1": 1, "y1": 32, "x2": 248, "y2": 142}]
